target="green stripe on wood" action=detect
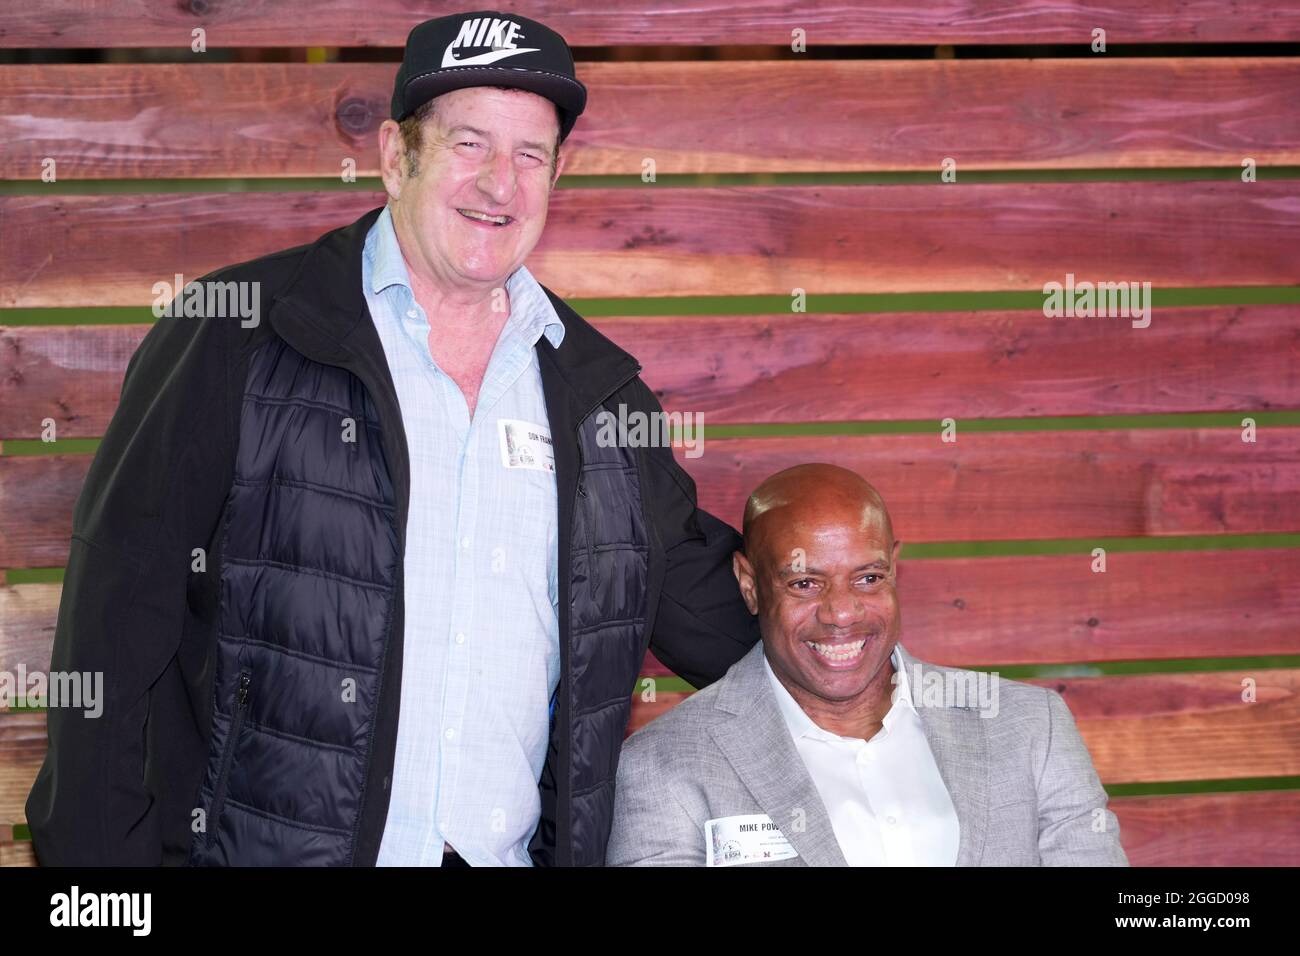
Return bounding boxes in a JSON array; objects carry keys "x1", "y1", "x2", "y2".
[
  {"x1": 0, "y1": 655, "x2": 1280, "y2": 707},
  {"x1": 3, "y1": 168, "x2": 1300, "y2": 195},
  {"x1": 5, "y1": 655, "x2": 1294, "y2": 697},
  {"x1": 976, "y1": 655, "x2": 1300, "y2": 679},
  {"x1": 1106, "y1": 777, "x2": 1300, "y2": 798},
  {"x1": 2, "y1": 439, "x2": 103, "y2": 456},
  {"x1": 695, "y1": 412, "x2": 1300, "y2": 437},
  {"x1": 7, "y1": 793, "x2": 1300, "y2": 842},
  {"x1": 3, "y1": 568, "x2": 65, "y2": 585},
  {"x1": 636, "y1": 656, "x2": 1300, "y2": 695},
  {"x1": 581, "y1": 284, "x2": 1300, "y2": 314},
  {"x1": 0, "y1": 307, "x2": 156, "y2": 326},
  {"x1": 4, "y1": 285, "x2": 1298, "y2": 324},
  {"x1": 3, "y1": 414, "x2": 1297, "y2": 454},
  {"x1": 632, "y1": 676, "x2": 697, "y2": 694},
  {"x1": 7, "y1": 534, "x2": 1300, "y2": 582},
  {"x1": 900, "y1": 534, "x2": 1300, "y2": 558},
  {"x1": 0, "y1": 656, "x2": 1290, "y2": 704}
]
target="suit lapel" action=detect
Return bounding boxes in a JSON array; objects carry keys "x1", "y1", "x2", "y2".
[
  {"x1": 895, "y1": 644, "x2": 990, "y2": 867},
  {"x1": 708, "y1": 644, "x2": 847, "y2": 867}
]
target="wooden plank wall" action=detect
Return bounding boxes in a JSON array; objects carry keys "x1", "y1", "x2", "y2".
[{"x1": 1, "y1": 1, "x2": 1298, "y2": 867}]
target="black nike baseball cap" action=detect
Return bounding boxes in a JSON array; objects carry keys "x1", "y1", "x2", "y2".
[{"x1": 391, "y1": 11, "x2": 588, "y2": 144}]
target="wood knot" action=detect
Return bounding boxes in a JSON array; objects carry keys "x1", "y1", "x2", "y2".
[{"x1": 335, "y1": 95, "x2": 383, "y2": 138}]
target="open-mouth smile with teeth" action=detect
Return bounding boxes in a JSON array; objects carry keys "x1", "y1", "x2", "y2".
[
  {"x1": 458, "y1": 208, "x2": 514, "y2": 227},
  {"x1": 805, "y1": 638, "x2": 869, "y2": 664}
]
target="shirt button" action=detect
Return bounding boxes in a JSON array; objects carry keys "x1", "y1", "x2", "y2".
[
  {"x1": 886, "y1": 815, "x2": 897, "y2": 825},
  {"x1": 455, "y1": 632, "x2": 466, "y2": 645},
  {"x1": 460, "y1": 536, "x2": 471, "y2": 549},
  {"x1": 406, "y1": 309, "x2": 418, "y2": 319},
  {"x1": 444, "y1": 728, "x2": 455, "y2": 740}
]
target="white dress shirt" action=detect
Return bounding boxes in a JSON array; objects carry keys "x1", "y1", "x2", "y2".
[{"x1": 762, "y1": 646, "x2": 961, "y2": 866}]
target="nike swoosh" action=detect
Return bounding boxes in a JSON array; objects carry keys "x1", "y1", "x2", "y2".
[{"x1": 441, "y1": 46, "x2": 541, "y2": 68}]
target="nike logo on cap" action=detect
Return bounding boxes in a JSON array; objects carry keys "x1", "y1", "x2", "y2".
[{"x1": 441, "y1": 16, "x2": 540, "y2": 67}]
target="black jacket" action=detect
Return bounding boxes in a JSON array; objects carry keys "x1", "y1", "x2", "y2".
[{"x1": 25, "y1": 206, "x2": 759, "y2": 866}]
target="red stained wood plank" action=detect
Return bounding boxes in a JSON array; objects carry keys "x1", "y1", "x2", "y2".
[
  {"x1": 9, "y1": 547, "x2": 1299, "y2": 681},
  {"x1": 4, "y1": 182, "x2": 1299, "y2": 308},
  {"x1": 679, "y1": 429, "x2": 1300, "y2": 541},
  {"x1": 602, "y1": 304, "x2": 1300, "y2": 424},
  {"x1": 4, "y1": 59, "x2": 1298, "y2": 178},
  {"x1": 892, "y1": 549, "x2": 1300, "y2": 667},
  {"x1": 3, "y1": 1, "x2": 1300, "y2": 48},
  {"x1": 0, "y1": 710, "x2": 44, "y2": 827},
  {"x1": 0, "y1": 839, "x2": 36, "y2": 867},
  {"x1": 3, "y1": 428, "x2": 1296, "y2": 566},
  {"x1": 639, "y1": 547, "x2": 1300, "y2": 674},
  {"x1": 627, "y1": 669, "x2": 1300, "y2": 784},
  {"x1": 5, "y1": 305, "x2": 1297, "y2": 439},
  {"x1": 5, "y1": 792, "x2": 1294, "y2": 866},
  {"x1": 1113, "y1": 790, "x2": 1300, "y2": 866},
  {"x1": 0, "y1": 455, "x2": 89, "y2": 568},
  {"x1": 1049, "y1": 669, "x2": 1300, "y2": 784},
  {"x1": 7, "y1": 547, "x2": 1299, "y2": 685},
  {"x1": 0, "y1": 584, "x2": 57, "y2": 682},
  {"x1": 4, "y1": 673, "x2": 1292, "y2": 840},
  {"x1": 0, "y1": 324, "x2": 142, "y2": 440}
]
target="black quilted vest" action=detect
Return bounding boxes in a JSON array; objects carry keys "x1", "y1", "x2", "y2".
[{"x1": 188, "y1": 295, "x2": 651, "y2": 865}]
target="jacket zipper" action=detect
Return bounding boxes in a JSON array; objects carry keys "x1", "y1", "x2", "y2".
[{"x1": 207, "y1": 670, "x2": 251, "y2": 847}]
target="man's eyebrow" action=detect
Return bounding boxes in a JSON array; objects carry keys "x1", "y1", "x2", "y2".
[
  {"x1": 778, "y1": 564, "x2": 824, "y2": 576},
  {"x1": 446, "y1": 124, "x2": 553, "y2": 155},
  {"x1": 856, "y1": 560, "x2": 892, "y2": 572},
  {"x1": 777, "y1": 559, "x2": 891, "y2": 576},
  {"x1": 777, "y1": 567, "x2": 810, "y2": 578}
]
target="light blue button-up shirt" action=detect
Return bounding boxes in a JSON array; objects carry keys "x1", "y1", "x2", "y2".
[{"x1": 364, "y1": 206, "x2": 565, "y2": 866}]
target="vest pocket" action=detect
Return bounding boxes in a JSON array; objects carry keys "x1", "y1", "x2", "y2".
[{"x1": 207, "y1": 669, "x2": 251, "y2": 847}]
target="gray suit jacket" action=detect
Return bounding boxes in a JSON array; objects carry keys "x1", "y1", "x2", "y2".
[{"x1": 607, "y1": 641, "x2": 1128, "y2": 866}]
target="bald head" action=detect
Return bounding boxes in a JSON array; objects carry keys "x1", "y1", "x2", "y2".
[
  {"x1": 742, "y1": 463, "x2": 894, "y2": 562},
  {"x1": 732, "y1": 463, "x2": 904, "y2": 715}
]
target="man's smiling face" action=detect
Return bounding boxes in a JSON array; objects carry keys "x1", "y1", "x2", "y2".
[
  {"x1": 733, "y1": 465, "x2": 903, "y2": 707},
  {"x1": 380, "y1": 85, "x2": 564, "y2": 292}
]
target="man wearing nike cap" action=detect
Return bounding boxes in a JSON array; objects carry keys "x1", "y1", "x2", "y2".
[{"x1": 27, "y1": 10, "x2": 759, "y2": 868}]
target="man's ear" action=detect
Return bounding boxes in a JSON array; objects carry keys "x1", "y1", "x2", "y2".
[
  {"x1": 732, "y1": 550, "x2": 760, "y2": 616},
  {"x1": 890, "y1": 538, "x2": 902, "y2": 580},
  {"x1": 550, "y1": 146, "x2": 567, "y2": 190},
  {"x1": 377, "y1": 119, "x2": 405, "y2": 200}
]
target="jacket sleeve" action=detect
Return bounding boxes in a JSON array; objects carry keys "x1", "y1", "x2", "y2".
[
  {"x1": 606, "y1": 735, "x2": 706, "y2": 866},
  {"x1": 1036, "y1": 688, "x2": 1130, "y2": 866},
  {"x1": 24, "y1": 305, "x2": 241, "y2": 865},
  {"x1": 628, "y1": 378, "x2": 759, "y2": 690}
]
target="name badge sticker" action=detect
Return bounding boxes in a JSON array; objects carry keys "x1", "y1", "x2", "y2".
[
  {"x1": 705, "y1": 813, "x2": 799, "y2": 867},
  {"x1": 498, "y1": 418, "x2": 555, "y2": 473}
]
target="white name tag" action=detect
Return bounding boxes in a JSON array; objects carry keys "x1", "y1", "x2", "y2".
[
  {"x1": 705, "y1": 813, "x2": 799, "y2": 867},
  {"x1": 498, "y1": 418, "x2": 555, "y2": 472}
]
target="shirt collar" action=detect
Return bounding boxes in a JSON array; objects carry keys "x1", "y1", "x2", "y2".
[
  {"x1": 365, "y1": 204, "x2": 565, "y2": 350},
  {"x1": 762, "y1": 643, "x2": 914, "y2": 744},
  {"x1": 504, "y1": 261, "x2": 566, "y2": 350}
]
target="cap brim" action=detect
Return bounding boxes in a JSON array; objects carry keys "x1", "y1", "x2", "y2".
[{"x1": 401, "y1": 66, "x2": 587, "y2": 141}]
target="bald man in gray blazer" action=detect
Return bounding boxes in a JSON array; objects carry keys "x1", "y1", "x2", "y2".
[{"x1": 607, "y1": 464, "x2": 1127, "y2": 867}]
